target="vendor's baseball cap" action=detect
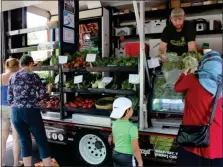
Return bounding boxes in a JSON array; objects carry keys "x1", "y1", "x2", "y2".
[
  {"x1": 110, "y1": 97, "x2": 132, "y2": 119},
  {"x1": 171, "y1": 8, "x2": 185, "y2": 18}
]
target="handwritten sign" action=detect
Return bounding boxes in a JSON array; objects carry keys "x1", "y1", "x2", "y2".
[
  {"x1": 102, "y1": 77, "x2": 113, "y2": 84},
  {"x1": 86, "y1": 54, "x2": 96, "y2": 62},
  {"x1": 59, "y1": 56, "x2": 68, "y2": 64},
  {"x1": 129, "y1": 74, "x2": 139, "y2": 84},
  {"x1": 74, "y1": 75, "x2": 83, "y2": 84}
]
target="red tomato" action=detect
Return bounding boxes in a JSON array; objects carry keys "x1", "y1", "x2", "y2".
[
  {"x1": 88, "y1": 104, "x2": 92, "y2": 108},
  {"x1": 82, "y1": 105, "x2": 87, "y2": 109}
]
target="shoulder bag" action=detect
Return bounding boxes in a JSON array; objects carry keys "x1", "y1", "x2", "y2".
[{"x1": 176, "y1": 84, "x2": 221, "y2": 148}]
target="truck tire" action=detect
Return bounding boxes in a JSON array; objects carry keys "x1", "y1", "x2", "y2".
[{"x1": 73, "y1": 131, "x2": 112, "y2": 166}]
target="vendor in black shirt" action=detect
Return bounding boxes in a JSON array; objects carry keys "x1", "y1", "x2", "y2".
[{"x1": 159, "y1": 8, "x2": 197, "y2": 62}]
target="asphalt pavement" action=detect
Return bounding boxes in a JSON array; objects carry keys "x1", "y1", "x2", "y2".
[{"x1": 5, "y1": 136, "x2": 171, "y2": 166}]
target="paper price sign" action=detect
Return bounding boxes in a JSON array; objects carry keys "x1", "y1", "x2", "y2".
[
  {"x1": 86, "y1": 54, "x2": 96, "y2": 62},
  {"x1": 102, "y1": 77, "x2": 113, "y2": 84},
  {"x1": 129, "y1": 74, "x2": 139, "y2": 84},
  {"x1": 54, "y1": 74, "x2": 59, "y2": 84},
  {"x1": 74, "y1": 75, "x2": 83, "y2": 84},
  {"x1": 147, "y1": 57, "x2": 160, "y2": 69},
  {"x1": 59, "y1": 56, "x2": 68, "y2": 64},
  {"x1": 37, "y1": 43, "x2": 46, "y2": 51},
  {"x1": 38, "y1": 43, "x2": 53, "y2": 51}
]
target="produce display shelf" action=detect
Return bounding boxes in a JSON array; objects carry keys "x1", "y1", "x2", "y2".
[
  {"x1": 63, "y1": 88, "x2": 136, "y2": 95},
  {"x1": 151, "y1": 111, "x2": 183, "y2": 119},
  {"x1": 115, "y1": 30, "x2": 222, "y2": 41},
  {"x1": 112, "y1": 8, "x2": 168, "y2": 20},
  {"x1": 196, "y1": 29, "x2": 222, "y2": 35},
  {"x1": 33, "y1": 65, "x2": 58, "y2": 71},
  {"x1": 112, "y1": 3, "x2": 222, "y2": 21},
  {"x1": 64, "y1": 107, "x2": 111, "y2": 117},
  {"x1": 115, "y1": 33, "x2": 162, "y2": 40},
  {"x1": 86, "y1": 66, "x2": 138, "y2": 72},
  {"x1": 7, "y1": 21, "x2": 58, "y2": 36},
  {"x1": 8, "y1": 41, "x2": 59, "y2": 54},
  {"x1": 62, "y1": 66, "x2": 138, "y2": 72},
  {"x1": 40, "y1": 108, "x2": 60, "y2": 112},
  {"x1": 62, "y1": 67, "x2": 87, "y2": 73}
]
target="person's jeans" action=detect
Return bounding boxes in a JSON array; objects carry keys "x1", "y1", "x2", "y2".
[
  {"x1": 11, "y1": 107, "x2": 51, "y2": 159},
  {"x1": 113, "y1": 150, "x2": 136, "y2": 167}
]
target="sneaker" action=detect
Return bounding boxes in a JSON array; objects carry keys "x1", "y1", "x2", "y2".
[{"x1": 14, "y1": 161, "x2": 24, "y2": 167}]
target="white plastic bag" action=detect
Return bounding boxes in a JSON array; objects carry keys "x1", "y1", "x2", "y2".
[{"x1": 163, "y1": 68, "x2": 184, "y2": 86}]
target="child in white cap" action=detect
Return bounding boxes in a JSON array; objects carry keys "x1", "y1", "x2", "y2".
[{"x1": 109, "y1": 97, "x2": 143, "y2": 167}]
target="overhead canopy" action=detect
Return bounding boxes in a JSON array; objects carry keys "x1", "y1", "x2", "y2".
[{"x1": 2, "y1": 0, "x2": 168, "y2": 15}]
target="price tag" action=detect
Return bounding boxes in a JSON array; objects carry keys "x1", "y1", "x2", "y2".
[
  {"x1": 129, "y1": 74, "x2": 139, "y2": 84},
  {"x1": 86, "y1": 54, "x2": 96, "y2": 62},
  {"x1": 74, "y1": 75, "x2": 83, "y2": 84},
  {"x1": 102, "y1": 77, "x2": 113, "y2": 84},
  {"x1": 59, "y1": 56, "x2": 68, "y2": 64},
  {"x1": 37, "y1": 43, "x2": 53, "y2": 51},
  {"x1": 54, "y1": 74, "x2": 59, "y2": 84},
  {"x1": 147, "y1": 57, "x2": 160, "y2": 69},
  {"x1": 37, "y1": 43, "x2": 46, "y2": 50}
]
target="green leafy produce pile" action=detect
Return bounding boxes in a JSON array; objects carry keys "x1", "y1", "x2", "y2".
[
  {"x1": 162, "y1": 52, "x2": 179, "y2": 72},
  {"x1": 153, "y1": 77, "x2": 166, "y2": 99},
  {"x1": 181, "y1": 51, "x2": 202, "y2": 62},
  {"x1": 162, "y1": 51, "x2": 202, "y2": 72},
  {"x1": 92, "y1": 56, "x2": 138, "y2": 67},
  {"x1": 92, "y1": 57, "x2": 114, "y2": 67},
  {"x1": 110, "y1": 56, "x2": 138, "y2": 66},
  {"x1": 154, "y1": 76, "x2": 182, "y2": 99},
  {"x1": 65, "y1": 80, "x2": 91, "y2": 89},
  {"x1": 121, "y1": 80, "x2": 134, "y2": 90}
]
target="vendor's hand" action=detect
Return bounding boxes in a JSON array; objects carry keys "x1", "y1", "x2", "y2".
[
  {"x1": 160, "y1": 54, "x2": 168, "y2": 63},
  {"x1": 183, "y1": 68, "x2": 191, "y2": 75}
]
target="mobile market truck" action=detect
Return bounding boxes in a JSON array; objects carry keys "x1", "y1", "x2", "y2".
[{"x1": 1, "y1": 0, "x2": 222, "y2": 166}]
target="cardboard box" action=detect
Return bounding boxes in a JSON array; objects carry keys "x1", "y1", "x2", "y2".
[
  {"x1": 136, "y1": 19, "x2": 166, "y2": 34},
  {"x1": 181, "y1": 2, "x2": 192, "y2": 7},
  {"x1": 203, "y1": 0, "x2": 217, "y2": 5},
  {"x1": 170, "y1": 0, "x2": 181, "y2": 8},
  {"x1": 151, "y1": 4, "x2": 167, "y2": 11}
]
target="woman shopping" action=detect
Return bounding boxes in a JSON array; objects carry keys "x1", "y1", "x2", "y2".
[
  {"x1": 174, "y1": 50, "x2": 222, "y2": 166},
  {"x1": 7, "y1": 55, "x2": 53, "y2": 166},
  {"x1": 1, "y1": 58, "x2": 22, "y2": 166}
]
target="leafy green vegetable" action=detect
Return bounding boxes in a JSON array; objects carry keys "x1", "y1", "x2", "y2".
[
  {"x1": 50, "y1": 55, "x2": 59, "y2": 66},
  {"x1": 40, "y1": 56, "x2": 52, "y2": 66},
  {"x1": 121, "y1": 80, "x2": 134, "y2": 90},
  {"x1": 162, "y1": 52, "x2": 179, "y2": 72}
]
